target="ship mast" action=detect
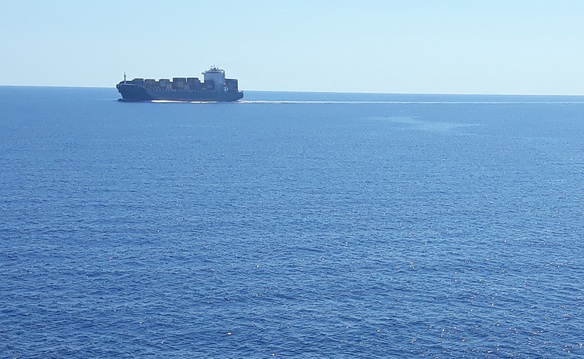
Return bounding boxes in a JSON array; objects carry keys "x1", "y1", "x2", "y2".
[{"x1": 123, "y1": 72, "x2": 127, "y2": 84}]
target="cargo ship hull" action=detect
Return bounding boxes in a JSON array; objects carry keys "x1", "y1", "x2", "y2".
[
  {"x1": 116, "y1": 67, "x2": 244, "y2": 102},
  {"x1": 116, "y1": 83, "x2": 244, "y2": 102}
]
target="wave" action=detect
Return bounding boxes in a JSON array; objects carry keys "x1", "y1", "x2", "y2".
[
  {"x1": 239, "y1": 100, "x2": 584, "y2": 105},
  {"x1": 151, "y1": 100, "x2": 218, "y2": 104},
  {"x1": 152, "y1": 99, "x2": 584, "y2": 105}
]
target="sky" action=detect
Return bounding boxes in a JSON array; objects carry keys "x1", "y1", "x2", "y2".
[{"x1": 1, "y1": 0, "x2": 584, "y2": 95}]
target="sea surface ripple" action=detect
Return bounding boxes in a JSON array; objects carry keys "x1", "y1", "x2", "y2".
[{"x1": 1, "y1": 87, "x2": 583, "y2": 357}]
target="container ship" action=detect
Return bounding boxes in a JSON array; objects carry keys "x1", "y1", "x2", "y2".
[{"x1": 116, "y1": 66, "x2": 243, "y2": 102}]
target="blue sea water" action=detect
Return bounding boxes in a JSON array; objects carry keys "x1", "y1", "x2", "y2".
[{"x1": 1, "y1": 86, "x2": 583, "y2": 358}]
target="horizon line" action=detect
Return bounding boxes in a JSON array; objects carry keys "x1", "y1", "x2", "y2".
[{"x1": 1, "y1": 84, "x2": 583, "y2": 97}]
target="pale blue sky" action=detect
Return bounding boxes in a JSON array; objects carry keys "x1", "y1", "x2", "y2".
[{"x1": 1, "y1": 0, "x2": 584, "y2": 94}]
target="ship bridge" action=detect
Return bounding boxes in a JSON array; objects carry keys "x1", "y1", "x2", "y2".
[{"x1": 203, "y1": 66, "x2": 226, "y2": 91}]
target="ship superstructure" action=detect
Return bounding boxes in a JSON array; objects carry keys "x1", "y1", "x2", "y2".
[{"x1": 116, "y1": 66, "x2": 243, "y2": 102}]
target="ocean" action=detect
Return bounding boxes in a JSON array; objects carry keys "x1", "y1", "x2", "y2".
[{"x1": 1, "y1": 86, "x2": 583, "y2": 358}]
